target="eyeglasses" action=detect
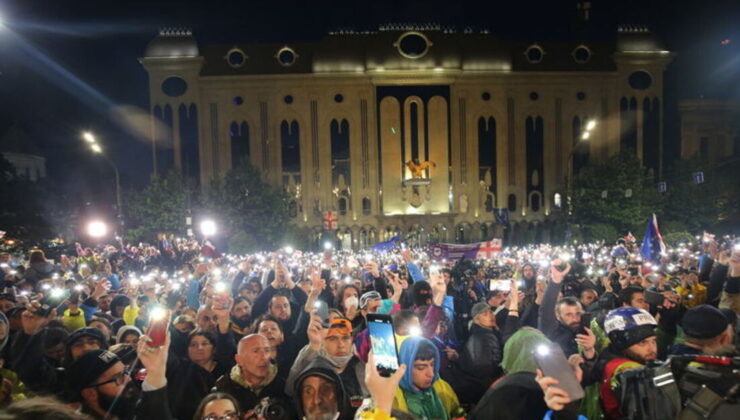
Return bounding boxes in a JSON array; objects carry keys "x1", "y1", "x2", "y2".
[
  {"x1": 202, "y1": 412, "x2": 239, "y2": 420},
  {"x1": 87, "y1": 370, "x2": 128, "y2": 388}
]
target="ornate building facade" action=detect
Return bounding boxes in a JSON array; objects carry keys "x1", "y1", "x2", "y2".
[{"x1": 140, "y1": 24, "x2": 672, "y2": 249}]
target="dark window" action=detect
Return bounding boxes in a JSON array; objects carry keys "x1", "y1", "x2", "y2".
[
  {"x1": 233, "y1": 96, "x2": 244, "y2": 106},
  {"x1": 507, "y1": 194, "x2": 517, "y2": 212},
  {"x1": 531, "y1": 194, "x2": 541, "y2": 212},
  {"x1": 288, "y1": 201, "x2": 298, "y2": 218},
  {"x1": 230, "y1": 121, "x2": 250, "y2": 168},
  {"x1": 529, "y1": 92, "x2": 539, "y2": 101},
  {"x1": 525, "y1": 46, "x2": 544, "y2": 63},
  {"x1": 576, "y1": 92, "x2": 586, "y2": 101},
  {"x1": 478, "y1": 116, "x2": 496, "y2": 183},
  {"x1": 482, "y1": 92, "x2": 491, "y2": 101},
  {"x1": 398, "y1": 33, "x2": 428, "y2": 58},
  {"x1": 573, "y1": 46, "x2": 590, "y2": 63},
  {"x1": 161, "y1": 77, "x2": 187, "y2": 97},
  {"x1": 331, "y1": 119, "x2": 351, "y2": 186},
  {"x1": 338, "y1": 198, "x2": 348, "y2": 216},
  {"x1": 628, "y1": 71, "x2": 653, "y2": 90},
  {"x1": 277, "y1": 48, "x2": 296, "y2": 66},
  {"x1": 281, "y1": 120, "x2": 301, "y2": 173},
  {"x1": 284, "y1": 95, "x2": 293, "y2": 104},
  {"x1": 227, "y1": 49, "x2": 246, "y2": 67},
  {"x1": 362, "y1": 197, "x2": 371, "y2": 216},
  {"x1": 334, "y1": 94, "x2": 344, "y2": 103},
  {"x1": 699, "y1": 137, "x2": 709, "y2": 159}
]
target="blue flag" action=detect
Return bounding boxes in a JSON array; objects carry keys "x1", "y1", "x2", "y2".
[
  {"x1": 428, "y1": 242, "x2": 481, "y2": 261},
  {"x1": 640, "y1": 214, "x2": 666, "y2": 263},
  {"x1": 372, "y1": 235, "x2": 401, "y2": 252}
]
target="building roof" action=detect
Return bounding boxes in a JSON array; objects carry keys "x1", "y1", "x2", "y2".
[
  {"x1": 0, "y1": 124, "x2": 43, "y2": 156},
  {"x1": 144, "y1": 28, "x2": 199, "y2": 58}
]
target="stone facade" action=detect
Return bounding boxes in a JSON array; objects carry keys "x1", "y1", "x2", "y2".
[{"x1": 139, "y1": 25, "x2": 672, "y2": 249}]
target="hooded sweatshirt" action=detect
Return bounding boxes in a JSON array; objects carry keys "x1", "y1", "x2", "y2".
[
  {"x1": 394, "y1": 336, "x2": 459, "y2": 420},
  {"x1": 293, "y1": 357, "x2": 352, "y2": 420}
]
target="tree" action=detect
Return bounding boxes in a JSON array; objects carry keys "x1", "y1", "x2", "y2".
[
  {"x1": 202, "y1": 159, "x2": 290, "y2": 253},
  {"x1": 124, "y1": 171, "x2": 191, "y2": 242},
  {"x1": 570, "y1": 150, "x2": 663, "y2": 238}
]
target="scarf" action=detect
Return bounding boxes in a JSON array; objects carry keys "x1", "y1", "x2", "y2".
[
  {"x1": 229, "y1": 363, "x2": 277, "y2": 394},
  {"x1": 403, "y1": 387, "x2": 448, "y2": 420}
]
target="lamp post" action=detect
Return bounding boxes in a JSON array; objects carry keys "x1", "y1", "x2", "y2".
[
  {"x1": 82, "y1": 132, "x2": 123, "y2": 231},
  {"x1": 565, "y1": 120, "x2": 596, "y2": 215}
]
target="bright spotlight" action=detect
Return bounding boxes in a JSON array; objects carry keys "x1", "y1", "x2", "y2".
[
  {"x1": 87, "y1": 221, "x2": 108, "y2": 238},
  {"x1": 535, "y1": 344, "x2": 550, "y2": 356},
  {"x1": 586, "y1": 120, "x2": 596, "y2": 131},
  {"x1": 581, "y1": 131, "x2": 590, "y2": 140},
  {"x1": 284, "y1": 246, "x2": 294, "y2": 254},
  {"x1": 200, "y1": 220, "x2": 217, "y2": 236},
  {"x1": 90, "y1": 143, "x2": 103, "y2": 153},
  {"x1": 323, "y1": 241, "x2": 333, "y2": 250},
  {"x1": 82, "y1": 132, "x2": 96, "y2": 143}
]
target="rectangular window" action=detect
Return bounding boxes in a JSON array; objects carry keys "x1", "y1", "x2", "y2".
[{"x1": 699, "y1": 137, "x2": 709, "y2": 159}]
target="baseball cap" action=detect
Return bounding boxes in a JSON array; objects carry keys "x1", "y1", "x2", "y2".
[
  {"x1": 325, "y1": 318, "x2": 353, "y2": 338},
  {"x1": 471, "y1": 302, "x2": 493, "y2": 319}
]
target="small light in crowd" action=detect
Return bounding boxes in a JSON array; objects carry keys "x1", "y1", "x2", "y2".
[
  {"x1": 51, "y1": 288, "x2": 65, "y2": 299},
  {"x1": 409, "y1": 326, "x2": 422, "y2": 337},
  {"x1": 171, "y1": 283, "x2": 181, "y2": 290},
  {"x1": 284, "y1": 246, "x2": 294, "y2": 254},
  {"x1": 74, "y1": 284, "x2": 84, "y2": 291},
  {"x1": 734, "y1": 243, "x2": 740, "y2": 252},
  {"x1": 323, "y1": 242, "x2": 334, "y2": 250},
  {"x1": 87, "y1": 221, "x2": 108, "y2": 238},
  {"x1": 200, "y1": 220, "x2": 217, "y2": 237},
  {"x1": 150, "y1": 306, "x2": 166, "y2": 321},
  {"x1": 214, "y1": 282, "x2": 227, "y2": 293},
  {"x1": 41, "y1": 283, "x2": 51, "y2": 290},
  {"x1": 535, "y1": 344, "x2": 550, "y2": 356},
  {"x1": 213, "y1": 268, "x2": 222, "y2": 277}
]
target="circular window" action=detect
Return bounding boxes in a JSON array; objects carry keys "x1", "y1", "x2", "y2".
[
  {"x1": 334, "y1": 94, "x2": 344, "y2": 103},
  {"x1": 481, "y1": 92, "x2": 491, "y2": 101},
  {"x1": 524, "y1": 44, "x2": 544, "y2": 64},
  {"x1": 576, "y1": 92, "x2": 586, "y2": 101},
  {"x1": 395, "y1": 32, "x2": 432, "y2": 59},
  {"x1": 276, "y1": 47, "x2": 297, "y2": 67},
  {"x1": 161, "y1": 77, "x2": 188, "y2": 97},
  {"x1": 225, "y1": 47, "x2": 247, "y2": 68},
  {"x1": 284, "y1": 95, "x2": 294, "y2": 104},
  {"x1": 572, "y1": 45, "x2": 591, "y2": 64},
  {"x1": 529, "y1": 91, "x2": 539, "y2": 101},
  {"x1": 233, "y1": 96, "x2": 244, "y2": 106},
  {"x1": 628, "y1": 71, "x2": 653, "y2": 90}
]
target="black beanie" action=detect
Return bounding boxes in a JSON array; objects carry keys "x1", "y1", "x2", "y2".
[
  {"x1": 66, "y1": 350, "x2": 121, "y2": 400},
  {"x1": 680, "y1": 305, "x2": 729, "y2": 339}
]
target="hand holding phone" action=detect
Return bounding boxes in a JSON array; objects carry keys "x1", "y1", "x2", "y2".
[
  {"x1": 533, "y1": 343, "x2": 584, "y2": 401},
  {"x1": 367, "y1": 314, "x2": 400, "y2": 377},
  {"x1": 146, "y1": 307, "x2": 170, "y2": 347}
]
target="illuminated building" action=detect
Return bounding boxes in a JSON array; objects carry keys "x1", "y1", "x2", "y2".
[{"x1": 140, "y1": 23, "x2": 672, "y2": 248}]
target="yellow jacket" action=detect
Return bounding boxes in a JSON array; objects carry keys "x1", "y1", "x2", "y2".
[
  {"x1": 359, "y1": 409, "x2": 395, "y2": 420},
  {"x1": 62, "y1": 309, "x2": 87, "y2": 331},
  {"x1": 123, "y1": 305, "x2": 140, "y2": 326},
  {"x1": 675, "y1": 283, "x2": 707, "y2": 308},
  {"x1": 392, "y1": 378, "x2": 460, "y2": 419}
]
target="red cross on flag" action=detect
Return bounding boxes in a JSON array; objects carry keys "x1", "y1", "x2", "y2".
[
  {"x1": 323, "y1": 211, "x2": 339, "y2": 231},
  {"x1": 476, "y1": 239, "x2": 502, "y2": 259}
]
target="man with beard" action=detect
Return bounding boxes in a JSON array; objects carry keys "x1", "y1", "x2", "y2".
[
  {"x1": 66, "y1": 332, "x2": 173, "y2": 419},
  {"x1": 595, "y1": 307, "x2": 659, "y2": 419},
  {"x1": 294, "y1": 358, "x2": 353, "y2": 420},
  {"x1": 539, "y1": 263, "x2": 597, "y2": 359},
  {"x1": 228, "y1": 296, "x2": 252, "y2": 340}
]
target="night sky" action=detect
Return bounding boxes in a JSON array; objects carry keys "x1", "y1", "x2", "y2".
[{"x1": 0, "y1": 0, "x2": 739, "y2": 215}]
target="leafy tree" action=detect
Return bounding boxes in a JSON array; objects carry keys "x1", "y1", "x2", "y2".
[
  {"x1": 202, "y1": 159, "x2": 290, "y2": 253},
  {"x1": 124, "y1": 171, "x2": 192, "y2": 242},
  {"x1": 570, "y1": 150, "x2": 663, "y2": 236}
]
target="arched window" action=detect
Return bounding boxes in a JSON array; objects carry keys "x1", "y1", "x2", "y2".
[
  {"x1": 507, "y1": 194, "x2": 517, "y2": 212},
  {"x1": 338, "y1": 197, "x2": 348, "y2": 216},
  {"x1": 330, "y1": 119, "x2": 350, "y2": 186},
  {"x1": 530, "y1": 192, "x2": 541, "y2": 212},
  {"x1": 362, "y1": 197, "x2": 371, "y2": 216}
]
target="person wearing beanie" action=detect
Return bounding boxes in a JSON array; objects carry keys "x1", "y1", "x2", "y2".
[
  {"x1": 115, "y1": 325, "x2": 142, "y2": 346},
  {"x1": 594, "y1": 307, "x2": 659, "y2": 419},
  {"x1": 667, "y1": 304, "x2": 732, "y2": 356},
  {"x1": 456, "y1": 301, "x2": 503, "y2": 404}
]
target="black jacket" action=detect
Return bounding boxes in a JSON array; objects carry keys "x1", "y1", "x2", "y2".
[
  {"x1": 293, "y1": 357, "x2": 353, "y2": 420},
  {"x1": 456, "y1": 323, "x2": 503, "y2": 403},
  {"x1": 539, "y1": 280, "x2": 579, "y2": 357},
  {"x1": 215, "y1": 369, "x2": 288, "y2": 414},
  {"x1": 167, "y1": 359, "x2": 228, "y2": 420}
]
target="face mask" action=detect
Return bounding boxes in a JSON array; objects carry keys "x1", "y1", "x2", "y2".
[
  {"x1": 324, "y1": 353, "x2": 353, "y2": 369},
  {"x1": 344, "y1": 296, "x2": 358, "y2": 309}
]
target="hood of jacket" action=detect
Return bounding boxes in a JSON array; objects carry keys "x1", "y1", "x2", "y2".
[
  {"x1": 398, "y1": 336, "x2": 440, "y2": 394},
  {"x1": 293, "y1": 357, "x2": 348, "y2": 420},
  {"x1": 501, "y1": 328, "x2": 551, "y2": 374},
  {"x1": 411, "y1": 281, "x2": 432, "y2": 307}
]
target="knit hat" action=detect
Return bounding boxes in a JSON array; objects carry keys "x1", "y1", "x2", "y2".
[
  {"x1": 115, "y1": 325, "x2": 142, "y2": 344},
  {"x1": 359, "y1": 291, "x2": 381, "y2": 310},
  {"x1": 66, "y1": 350, "x2": 121, "y2": 400},
  {"x1": 680, "y1": 305, "x2": 729, "y2": 339},
  {"x1": 66, "y1": 327, "x2": 108, "y2": 349},
  {"x1": 470, "y1": 302, "x2": 493, "y2": 319}
]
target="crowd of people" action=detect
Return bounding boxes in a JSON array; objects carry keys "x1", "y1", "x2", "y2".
[{"x1": 0, "y1": 232, "x2": 738, "y2": 420}]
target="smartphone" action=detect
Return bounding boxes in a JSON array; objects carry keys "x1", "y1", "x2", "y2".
[
  {"x1": 367, "y1": 313, "x2": 400, "y2": 377},
  {"x1": 314, "y1": 300, "x2": 329, "y2": 327},
  {"x1": 489, "y1": 280, "x2": 509, "y2": 291},
  {"x1": 628, "y1": 267, "x2": 639, "y2": 276},
  {"x1": 644, "y1": 290, "x2": 665, "y2": 307},
  {"x1": 147, "y1": 307, "x2": 170, "y2": 347},
  {"x1": 533, "y1": 343, "x2": 585, "y2": 400}
]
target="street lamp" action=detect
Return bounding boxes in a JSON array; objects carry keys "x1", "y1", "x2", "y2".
[
  {"x1": 200, "y1": 220, "x2": 217, "y2": 237},
  {"x1": 566, "y1": 119, "x2": 597, "y2": 214},
  {"x1": 81, "y1": 131, "x2": 123, "y2": 231},
  {"x1": 87, "y1": 220, "x2": 108, "y2": 238}
]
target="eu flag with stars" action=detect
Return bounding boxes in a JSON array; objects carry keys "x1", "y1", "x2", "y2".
[{"x1": 640, "y1": 214, "x2": 666, "y2": 263}]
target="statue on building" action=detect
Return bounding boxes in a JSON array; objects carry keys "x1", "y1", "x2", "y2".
[{"x1": 406, "y1": 158, "x2": 436, "y2": 178}]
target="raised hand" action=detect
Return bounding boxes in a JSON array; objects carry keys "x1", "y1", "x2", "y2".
[
  {"x1": 22, "y1": 302, "x2": 56, "y2": 335},
  {"x1": 307, "y1": 314, "x2": 327, "y2": 351},
  {"x1": 575, "y1": 327, "x2": 596, "y2": 359},
  {"x1": 366, "y1": 351, "x2": 407, "y2": 415},
  {"x1": 549, "y1": 260, "x2": 571, "y2": 284},
  {"x1": 137, "y1": 330, "x2": 170, "y2": 389}
]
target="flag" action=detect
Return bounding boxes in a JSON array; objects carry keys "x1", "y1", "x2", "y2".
[
  {"x1": 476, "y1": 239, "x2": 502, "y2": 259},
  {"x1": 640, "y1": 214, "x2": 666, "y2": 263},
  {"x1": 372, "y1": 235, "x2": 400, "y2": 252},
  {"x1": 624, "y1": 232, "x2": 637, "y2": 243},
  {"x1": 201, "y1": 239, "x2": 222, "y2": 259},
  {"x1": 494, "y1": 208, "x2": 509, "y2": 225},
  {"x1": 428, "y1": 243, "x2": 481, "y2": 261},
  {"x1": 322, "y1": 211, "x2": 339, "y2": 230}
]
